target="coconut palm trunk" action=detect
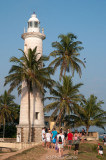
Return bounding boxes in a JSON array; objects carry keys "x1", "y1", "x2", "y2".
[
  {"x1": 3, "y1": 118, "x2": 5, "y2": 138},
  {"x1": 53, "y1": 107, "x2": 64, "y2": 129},
  {"x1": 27, "y1": 81, "x2": 31, "y2": 143},
  {"x1": 86, "y1": 126, "x2": 89, "y2": 136},
  {"x1": 64, "y1": 67, "x2": 66, "y2": 77}
]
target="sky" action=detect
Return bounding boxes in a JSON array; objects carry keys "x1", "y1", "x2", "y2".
[{"x1": 0, "y1": 0, "x2": 106, "y2": 112}]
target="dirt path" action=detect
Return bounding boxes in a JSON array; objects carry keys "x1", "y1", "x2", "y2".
[
  {"x1": 0, "y1": 147, "x2": 72, "y2": 160},
  {"x1": 39, "y1": 148, "x2": 73, "y2": 160}
]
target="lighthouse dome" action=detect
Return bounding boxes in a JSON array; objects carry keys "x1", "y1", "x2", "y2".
[
  {"x1": 27, "y1": 12, "x2": 40, "y2": 33},
  {"x1": 28, "y1": 13, "x2": 39, "y2": 22}
]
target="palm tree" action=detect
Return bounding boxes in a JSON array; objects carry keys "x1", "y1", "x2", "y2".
[
  {"x1": 65, "y1": 95, "x2": 106, "y2": 135},
  {"x1": 4, "y1": 47, "x2": 54, "y2": 142},
  {"x1": 0, "y1": 90, "x2": 18, "y2": 138},
  {"x1": 49, "y1": 33, "x2": 85, "y2": 80},
  {"x1": 44, "y1": 76, "x2": 83, "y2": 128}
]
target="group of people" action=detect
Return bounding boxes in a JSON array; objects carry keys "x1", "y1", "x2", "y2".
[
  {"x1": 42, "y1": 127, "x2": 106, "y2": 157},
  {"x1": 42, "y1": 127, "x2": 83, "y2": 157}
]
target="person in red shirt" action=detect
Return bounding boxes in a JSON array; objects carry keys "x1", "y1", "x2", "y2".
[{"x1": 67, "y1": 130, "x2": 73, "y2": 150}]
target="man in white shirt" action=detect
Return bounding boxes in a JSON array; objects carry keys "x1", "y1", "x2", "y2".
[
  {"x1": 42, "y1": 127, "x2": 45, "y2": 147},
  {"x1": 57, "y1": 129, "x2": 65, "y2": 157}
]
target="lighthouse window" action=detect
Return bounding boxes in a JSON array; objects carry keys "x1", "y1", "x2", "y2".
[
  {"x1": 29, "y1": 21, "x2": 32, "y2": 27},
  {"x1": 28, "y1": 22, "x2": 30, "y2": 28},
  {"x1": 34, "y1": 22, "x2": 38, "y2": 27},
  {"x1": 35, "y1": 112, "x2": 39, "y2": 119}
]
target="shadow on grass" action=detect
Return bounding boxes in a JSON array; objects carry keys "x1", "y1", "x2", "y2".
[{"x1": 78, "y1": 151, "x2": 87, "y2": 154}]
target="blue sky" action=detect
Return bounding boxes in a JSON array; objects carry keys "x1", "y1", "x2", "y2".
[{"x1": 0, "y1": 0, "x2": 106, "y2": 111}]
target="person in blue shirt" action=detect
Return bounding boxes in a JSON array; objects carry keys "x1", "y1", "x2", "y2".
[{"x1": 51, "y1": 128, "x2": 58, "y2": 148}]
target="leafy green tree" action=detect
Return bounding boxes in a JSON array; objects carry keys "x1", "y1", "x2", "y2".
[
  {"x1": 4, "y1": 47, "x2": 54, "y2": 142},
  {"x1": 0, "y1": 90, "x2": 18, "y2": 138},
  {"x1": 44, "y1": 76, "x2": 83, "y2": 128},
  {"x1": 49, "y1": 33, "x2": 85, "y2": 80},
  {"x1": 65, "y1": 95, "x2": 106, "y2": 135}
]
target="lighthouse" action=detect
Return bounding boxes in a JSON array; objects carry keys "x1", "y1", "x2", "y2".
[{"x1": 17, "y1": 13, "x2": 46, "y2": 142}]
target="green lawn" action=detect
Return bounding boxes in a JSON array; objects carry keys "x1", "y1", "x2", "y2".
[
  {"x1": 67, "y1": 143, "x2": 106, "y2": 160},
  {"x1": 3, "y1": 143, "x2": 106, "y2": 160}
]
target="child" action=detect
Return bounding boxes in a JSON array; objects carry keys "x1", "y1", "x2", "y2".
[{"x1": 97, "y1": 143, "x2": 103, "y2": 156}]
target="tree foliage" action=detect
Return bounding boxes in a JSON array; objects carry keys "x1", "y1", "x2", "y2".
[
  {"x1": 65, "y1": 95, "x2": 106, "y2": 134},
  {"x1": 49, "y1": 33, "x2": 85, "y2": 80},
  {"x1": 0, "y1": 90, "x2": 19, "y2": 138},
  {"x1": 44, "y1": 76, "x2": 83, "y2": 127},
  {"x1": 4, "y1": 47, "x2": 54, "y2": 142}
]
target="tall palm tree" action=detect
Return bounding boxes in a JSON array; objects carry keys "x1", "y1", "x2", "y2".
[
  {"x1": 65, "y1": 95, "x2": 106, "y2": 135},
  {"x1": 49, "y1": 33, "x2": 85, "y2": 80},
  {"x1": 4, "y1": 47, "x2": 54, "y2": 142},
  {"x1": 0, "y1": 90, "x2": 18, "y2": 138},
  {"x1": 44, "y1": 76, "x2": 83, "y2": 128}
]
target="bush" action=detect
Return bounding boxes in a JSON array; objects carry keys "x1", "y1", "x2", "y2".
[{"x1": 0, "y1": 124, "x2": 16, "y2": 138}]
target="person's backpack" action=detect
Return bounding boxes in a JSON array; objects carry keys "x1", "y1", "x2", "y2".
[
  {"x1": 99, "y1": 145, "x2": 103, "y2": 150},
  {"x1": 58, "y1": 136, "x2": 62, "y2": 144},
  {"x1": 74, "y1": 136, "x2": 78, "y2": 140},
  {"x1": 64, "y1": 132, "x2": 67, "y2": 138},
  {"x1": 73, "y1": 136, "x2": 80, "y2": 144}
]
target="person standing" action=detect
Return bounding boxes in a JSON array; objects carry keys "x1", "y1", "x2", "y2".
[
  {"x1": 64, "y1": 130, "x2": 67, "y2": 146},
  {"x1": 45, "y1": 129, "x2": 51, "y2": 149},
  {"x1": 103, "y1": 133, "x2": 106, "y2": 137},
  {"x1": 73, "y1": 130, "x2": 80, "y2": 155},
  {"x1": 97, "y1": 143, "x2": 103, "y2": 156},
  {"x1": 67, "y1": 129, "x2": 70, "y2": 134},
  {"x1": 42, "y1": 127, "x2": 46, "y2": 147},
  {"x1": 67, "y1": 130, "x2": 73, "y2": 150},
  {"x1": 51, "y1": 128, "x2": 58, "y2": 148},
  {"x1": 81, "y1": 128, "x2": 86, "y2": 143},
  {"x1": 57, "y1": 129, "x2": 65, "y2": 157},
  {"x1": 103, "y1": 136, "x2": 106, "y2": 146}
]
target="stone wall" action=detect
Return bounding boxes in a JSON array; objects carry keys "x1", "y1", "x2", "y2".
[
  {"x1": 0, "y1": 138, "x2": 16, "y2": 143},
  {"x1": 17, "y1": 126, "x2": 42, "y2": 142},
  {"x1": 33, "y1": 127, "x2": 42, "y2": 142},
  {"x1": 0, "y1": 142, "x2": 39, "y2": 150}
]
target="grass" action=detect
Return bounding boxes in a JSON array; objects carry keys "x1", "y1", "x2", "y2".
[
  {"x1": 68, "y1": 143, "x2": 106, "y2": 160},
  {"x1": 2, "y1": 142, "x2": 106, "y2": 160},
  {"x1": 5, "y1": 145, "x2": 47, "y2": 160}
]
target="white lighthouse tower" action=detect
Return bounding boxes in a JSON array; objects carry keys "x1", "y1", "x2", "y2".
[{"x1": 17, "y1": 13, "x2": 46, "y2": 142}]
